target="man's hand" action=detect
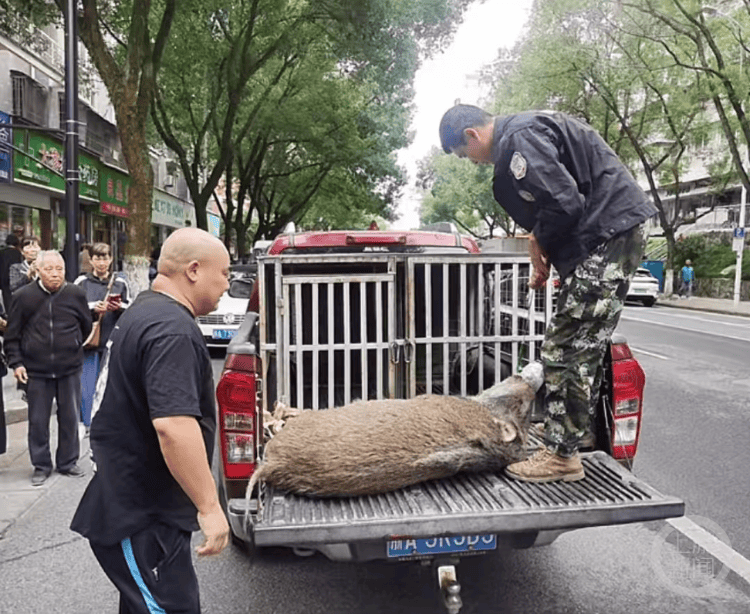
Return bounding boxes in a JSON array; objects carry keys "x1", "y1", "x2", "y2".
[
  {"x1": 528, "y1": 234, "x2": 550, "y2": 289},
  {"x1": 14, "y1": 366, "x2": 28, "y2": 384},
  {"x1": 529, "y1": 270, "x2": 550, "y2": 290},
  {"x1": 196, "y1": 504, "x2": 230, "y2": 557}
]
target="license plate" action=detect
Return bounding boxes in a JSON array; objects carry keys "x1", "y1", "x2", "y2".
[
  {"x1": 212, "y1": 329, "x2": 236, "y2": 340},
  {"x1": 633, "y1": 288, "x2": 645, "y2": 293},
  {"x1": 387, "y1": 534, "x2": 496, "y2": 558}
]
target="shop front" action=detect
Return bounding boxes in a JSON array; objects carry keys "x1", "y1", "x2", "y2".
[
  {"x1": 4, "y1": 124, "x2": 104, "y2": 252},
  {"x1": 151, "y1": 188, "x2": 187, "y2": 253},
  {"x1": 97, "y1": 164, "x2": 130, "y2": 268}
]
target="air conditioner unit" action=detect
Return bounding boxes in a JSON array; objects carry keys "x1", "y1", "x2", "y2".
[{"x1": 164, "y1": 174, "x2": 175, "y2": 189}]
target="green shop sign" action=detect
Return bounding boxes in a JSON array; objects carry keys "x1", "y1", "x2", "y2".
[
  {"x1": 99, "y1": 165, "x2": 130, "y2": 217},
  {"x1": 12, "y1": 129, "x2": 100, "y2": 200}
]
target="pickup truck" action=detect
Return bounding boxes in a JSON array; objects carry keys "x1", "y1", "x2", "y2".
[{"x1": 215, "y1": 225, "x2": 684, "y2": 613}]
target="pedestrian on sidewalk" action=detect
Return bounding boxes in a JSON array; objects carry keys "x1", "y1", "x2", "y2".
[
  {"x1": 439, "y1": 104, "x2": 654, "y2": 483},
  {"x1": 74, "y1": 243, "x2": 130, "y2": 430},
  {"x1": 0, "y1": 234, "x2": 23, "y2": 312},
  {"x1": 8, "y1": 237, "x2": 40, "y2": 295},
  {"x1": 679, "y1": 259, "x2": 695, "y2": 298},
  {"x1": 71, "y1": 228, "x2": 230, "y2": 614},
  {"x1": 4, "y1": 251, "x2": 92, "y2": 485}
]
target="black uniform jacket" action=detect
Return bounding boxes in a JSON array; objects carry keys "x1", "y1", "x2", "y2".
[
  {"x1": 491, "y1": 111, "x2": 657, "y2": 279},
  {"x1": 5, "y1": 280, "x2": 92, "y2": 378}
]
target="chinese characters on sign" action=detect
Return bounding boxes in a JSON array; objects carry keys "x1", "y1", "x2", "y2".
[
  {"x1": 0, "y1": 111, "x2": 11, "y2": 183},
  {"x1": 11, "y1": 129, "x2": 100, "y2": 199},
  {"x1": 100, "y1": 202, "x2": 130, "y2": 217}
]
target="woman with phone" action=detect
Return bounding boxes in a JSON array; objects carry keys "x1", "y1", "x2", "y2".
[{"x1": 74, "y1": 243, "x2": 130, "y2": 431}]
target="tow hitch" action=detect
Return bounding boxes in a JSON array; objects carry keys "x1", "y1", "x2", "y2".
[{"x1": 437, "y1": 564, "x2": 463, "y2": 614}]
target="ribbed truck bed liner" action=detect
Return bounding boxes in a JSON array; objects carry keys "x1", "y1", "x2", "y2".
[{"x1": 239, "y1": 452, "x2": 684, "y2": 546}]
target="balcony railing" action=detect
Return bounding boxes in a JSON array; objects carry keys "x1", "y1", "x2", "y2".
[{"x1": 1, "y1": 15, "x2": 96, "y2": 91}]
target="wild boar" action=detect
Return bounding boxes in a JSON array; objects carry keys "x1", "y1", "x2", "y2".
[{"x1": 246, "y1": 363, "x2": 544, "y2": 498}]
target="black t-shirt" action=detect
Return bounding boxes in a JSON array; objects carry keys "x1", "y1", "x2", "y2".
[{"x1": 71, "y1": 290, "x2": 216, "y2": 545}]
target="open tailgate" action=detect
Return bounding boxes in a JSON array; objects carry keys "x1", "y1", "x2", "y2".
[{"x1": 230, "y1": 452, "x2": 683, "y2": 546}]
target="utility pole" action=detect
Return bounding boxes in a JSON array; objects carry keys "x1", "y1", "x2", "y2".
[
  {"x1": 64, "y1": 0, "x2": 80, "y2": 281},
  {"x1": 734, "y1": 181, "x2": 746, "y2": 306}
]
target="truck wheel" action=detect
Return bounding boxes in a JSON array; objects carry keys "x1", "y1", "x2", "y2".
[{"x1": 641, "y1": 297, "x2": 656, "y2": 307}]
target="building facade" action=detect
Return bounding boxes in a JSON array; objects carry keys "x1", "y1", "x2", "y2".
[{"x1": 0, "y1": 18, "x2": 194, "y2": 268}]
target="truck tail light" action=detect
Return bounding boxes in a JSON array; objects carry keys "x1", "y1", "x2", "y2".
[
  {"x1": 216, "y1": 358, "x2": 260, "y2": 480},
  {"x1": 609, "y1": 342, "x2": 645, "y2": 461}
]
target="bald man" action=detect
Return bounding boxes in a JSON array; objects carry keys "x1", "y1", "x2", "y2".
[{"x1": 72, "y1": 228, "x2": 230, "y2": 614}]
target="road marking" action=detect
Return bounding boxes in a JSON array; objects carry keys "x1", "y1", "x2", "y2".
[
  {"x1": 629, "y1": 347, "x2": 669, "y2": 360},
  {"x1": 621, "y1": 315, "x2": 750, "y2": 343},
  {"x1": 668, "y1": 516, "x2": 750, "y2": 589}
]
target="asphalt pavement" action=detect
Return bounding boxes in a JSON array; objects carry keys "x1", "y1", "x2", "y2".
[{"x1": 1, "y1": 295, "x2": 749, "y2": 587}]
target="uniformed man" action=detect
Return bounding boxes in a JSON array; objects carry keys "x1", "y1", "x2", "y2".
[{"x1": 439, "y1": 104, "x2": 656, "y2": 482}]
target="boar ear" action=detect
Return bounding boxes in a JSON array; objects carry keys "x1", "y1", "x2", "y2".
[{"x1": 495, "y1": 419, "x2": 518, "y2": 443}]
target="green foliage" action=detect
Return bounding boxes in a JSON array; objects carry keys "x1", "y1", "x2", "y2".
[
  {"x1": 468, "y1": 0, "x2": 750, "y2": 281},
  {"x1": 150, "y1": 0, "x2": 469, "y2": 254},
  {"x1": 420, "y1": 148, "x2": 513, "y2": 238},
  {"x1": 673, "y1": 234, "x2": 750, "y2": 280}
]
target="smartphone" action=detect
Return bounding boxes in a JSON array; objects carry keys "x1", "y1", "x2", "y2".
[{"x1": 107, "y1": 293, "x2": 122, "y2": 306}]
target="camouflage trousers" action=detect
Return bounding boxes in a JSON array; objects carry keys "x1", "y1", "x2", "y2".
[{"x1": 542, "y1": 224, "x2": 646, "y2": 457}]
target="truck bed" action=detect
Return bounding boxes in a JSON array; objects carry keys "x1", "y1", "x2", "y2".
[{"x1": 230, "y1": 451, "x2": 683, "y2": 548}]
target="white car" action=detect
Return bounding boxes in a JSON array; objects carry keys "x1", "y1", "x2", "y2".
[
  {"x1": 196, "y1": 269, "x2": 255, "y2": 345},
  {"x1": 626, "y1": 267, "x2": 660, "y2": 307}
]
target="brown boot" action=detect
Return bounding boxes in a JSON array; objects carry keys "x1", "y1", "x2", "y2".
[{"x1": 505, "y1": 448, "x2": 585, "y2": 483}]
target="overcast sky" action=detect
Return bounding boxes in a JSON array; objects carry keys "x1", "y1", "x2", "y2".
[{"x1": 393, "y1": 0, "x2": 533, "y2": 229}]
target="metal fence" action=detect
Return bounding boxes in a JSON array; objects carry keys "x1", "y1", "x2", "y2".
[{"x1": 259, "y1": 253, "x2": 554, "y2": 412}]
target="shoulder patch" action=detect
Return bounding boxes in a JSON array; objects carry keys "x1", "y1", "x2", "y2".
[
  {"x1": 518, "y1": 190, "x2": 536, "y2": 202},
  {"x1": 510, "y1": 151, "x2": 527, "y2": 180}
]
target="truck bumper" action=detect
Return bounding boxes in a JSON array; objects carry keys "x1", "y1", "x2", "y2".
[{"x1": 228, "y1": 451, "x2": 683, "y2": 557}]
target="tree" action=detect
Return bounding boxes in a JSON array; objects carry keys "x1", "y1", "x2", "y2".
[
  {"x1": 152, "y1": 0, "x2": 317, "y2": 237},
  {"x1": 482, "y1": 0, "x2": 744, "y2": 292},
  {"x1": 420, "y1": 147, "x2": 515, "y2": 238},
  {"x1": 2, "y1": 0, "x2": 177, "y2": 290},
  {"x1": 152, "y1": 0, "x2": 474, "y2": 258}
]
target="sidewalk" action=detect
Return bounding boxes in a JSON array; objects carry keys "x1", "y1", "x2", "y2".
[
  {"x1": 1, "y1": 377, "x2": 87, "y2": 538},
  {"x1": 655, "y1": 295, "x2": 750, "y2": 318}
]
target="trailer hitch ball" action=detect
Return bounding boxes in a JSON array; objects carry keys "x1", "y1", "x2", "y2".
[{"x1": 437, "y1": 565, "x2": 463, "y2": 614}]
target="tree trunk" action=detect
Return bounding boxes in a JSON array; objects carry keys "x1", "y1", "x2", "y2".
[
  {"x1": 664, "y1": 227, "x2": 676, "y2": 296},
  {"x1": 116, "y1": 110, "x2": 152, "y2": 294}
]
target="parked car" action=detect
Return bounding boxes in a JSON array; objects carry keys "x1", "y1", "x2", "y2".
[
  {"x1": 196, "y1": 264, "x2": 256, "y2": 345},
  {"x1": 626, "y1": 267, "x2": 660, "y2": 306}
]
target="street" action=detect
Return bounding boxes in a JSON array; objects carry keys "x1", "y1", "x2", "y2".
[
  {"x1": 1, "y1": 308, "x2": 750, "y2": 613},
  {"x1": 617, "y1": 304, "x2": 750, "y2": 561}
]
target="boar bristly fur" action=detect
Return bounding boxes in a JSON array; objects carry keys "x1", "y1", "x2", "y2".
[{"x1": 246, "y1": 364, "x2": 542, "y2": 498}]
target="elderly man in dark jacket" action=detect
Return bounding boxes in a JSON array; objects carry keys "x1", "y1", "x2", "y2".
[
  {"x1": 439, "y1": 105, "x2": 656, "y2": 483},
  {"x1": 5, "y1": 250, "x2": 92, "y2": 485}
]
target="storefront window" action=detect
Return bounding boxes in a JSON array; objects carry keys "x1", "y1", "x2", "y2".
[
  {"x1": 92, "y1": 213, "x2": 111, "y2": 246},
  {"x1": 0, "y1": 206, "x2": 8, "y2": 242},
  {"x1": 0, "y1": 204, "x2": 41, "y2": 243},
  {"x1": 151, "y1": 224, "x2": 161, "y2": 253}
]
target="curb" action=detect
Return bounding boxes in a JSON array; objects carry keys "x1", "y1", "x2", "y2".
[
  {"x1": 658, "y1": 300, "x2": 750, "y2": 319},
  {"x1": 4, "y1": 401, "x2": 27, "y2": 426},
  {"x1": 653, "y1": 516, "x2": 750, "y2": 599}
]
